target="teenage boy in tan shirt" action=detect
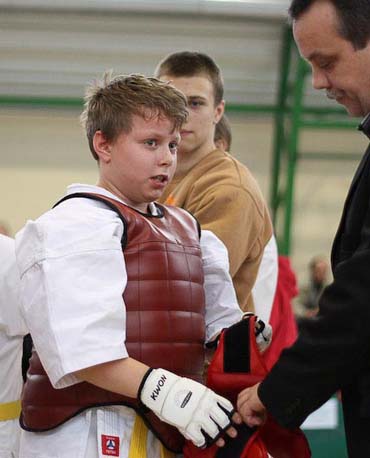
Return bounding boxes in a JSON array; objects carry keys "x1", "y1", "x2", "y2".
[{"x1": 155, "y1": 52, "x2": 273, "y2": 313}]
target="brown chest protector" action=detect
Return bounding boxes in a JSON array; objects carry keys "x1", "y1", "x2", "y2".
[{"x1": 21, "y1": 193, "x2": 206, "y2": 453}]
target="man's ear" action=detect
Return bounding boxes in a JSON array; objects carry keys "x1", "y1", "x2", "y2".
[
  {"x1": 214, "y1": 99, "x2": 225, "y2": 124},
  {"x1": 93, "y1": 131, "x2": 111, "y2": 163}
]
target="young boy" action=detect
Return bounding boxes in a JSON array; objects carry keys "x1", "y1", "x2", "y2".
[
  {"x1": 154, "y1": 52, "x2": 274, "y2": 315},
  {"x1": 0, "y1": 234, "x2": 27, "y2": 458},
  {"x1": 15, "y1": 72, "x2": 243, "y2": 458}
]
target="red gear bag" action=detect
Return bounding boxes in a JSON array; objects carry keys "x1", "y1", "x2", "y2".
[{"x1": 183, "y1": 316, "x2": 311, "y2": 458}]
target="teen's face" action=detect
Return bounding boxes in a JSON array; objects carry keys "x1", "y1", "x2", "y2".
[
  {"x1": 95, "y1": 114, "x2": 180, "y2": 211},
  {"x1": 160, "y1": 74, "x2": 224, "y2": 156},
  {"x1": 293, "y1": 0, "x2": 370, "y2": 117}
]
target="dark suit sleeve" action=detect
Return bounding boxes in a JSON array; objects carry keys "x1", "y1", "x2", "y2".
[{"x1": 258, "y1": 246, "x2": 370, "y2": 429}]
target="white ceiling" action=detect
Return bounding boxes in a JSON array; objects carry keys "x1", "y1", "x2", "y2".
[{"x1": 0, "y1": 0, "x2": 290, "y2": 18}]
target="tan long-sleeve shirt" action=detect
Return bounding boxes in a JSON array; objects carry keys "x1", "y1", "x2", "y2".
[{"x1": 159, "y1": 148, "x2": 272, "y2": 312}]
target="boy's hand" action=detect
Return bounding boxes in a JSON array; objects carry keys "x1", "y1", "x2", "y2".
[
  {"x1": 139, "y1": 368, "x2": 236, "y2": 448},
  {"x1": 237, "y1": 383, "x2": 267, "y2": 427}
]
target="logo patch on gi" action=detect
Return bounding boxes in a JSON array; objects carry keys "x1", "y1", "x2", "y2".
[{"x1": 102, "y1": 434, "x2": 120, "y2": 457}]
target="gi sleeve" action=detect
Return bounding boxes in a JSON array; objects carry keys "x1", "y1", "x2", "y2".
[
  {"x1": 15, "y1": 199, "x2": 129, "y2": 389},
  {"x1": 201, "y1": 229, "x2": 242, "y2": 342}
]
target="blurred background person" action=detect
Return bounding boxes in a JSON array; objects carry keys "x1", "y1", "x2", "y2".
[
  {"x1": 296, "y1": 255, "x2": 330, "y2": 319},
  {"x1": 0, "y1": 234, "x2": 27, "y2": 458},
  {"x1": 0, "y1": 221, "x2": 11, "y2": 237},
  {"x1": 214, "y1": 114, "x2": 232, "y2": 152}
]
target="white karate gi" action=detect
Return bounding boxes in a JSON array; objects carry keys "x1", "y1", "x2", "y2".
[
  {"x1": 252, "y1": 235, "x2": 278, "y2": 324},
  {"x1": 15, "y1": 184, "x2": 242, "y2": 458}
]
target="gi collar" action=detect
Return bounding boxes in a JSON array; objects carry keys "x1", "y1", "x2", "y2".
[{"x1": 358, "y1": 113, "x2": 370, "y2": 139}]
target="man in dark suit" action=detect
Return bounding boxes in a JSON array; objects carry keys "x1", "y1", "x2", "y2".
[{"x1": 237, "y1": 1, "x2": 370, "y2": 456}]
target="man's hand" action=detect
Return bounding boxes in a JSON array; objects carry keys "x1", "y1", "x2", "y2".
[{"x1": 237, "y1": 383, "x2": 267, "y2": 428}]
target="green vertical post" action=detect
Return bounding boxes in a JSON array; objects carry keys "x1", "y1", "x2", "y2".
[
  {"x1": 270, "y1": 24, "x2": 293, "y2": 227},
  {"x1": 281, "y1": 57, "x2": 308, "y2": 255}
]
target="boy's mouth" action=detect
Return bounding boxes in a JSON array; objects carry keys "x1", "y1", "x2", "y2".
[{"x1": 151, "y1": 174, "x2": 168, "y2": 184}]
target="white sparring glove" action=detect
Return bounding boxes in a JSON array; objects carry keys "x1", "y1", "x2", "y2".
[
  {"x1": 243, "y1": 312, "x2": 273, "y2": 353},
  {"x1": 139, "y1": 368, "x2": 234, "y2": 448},
  {"x1": 254, "y1": 317, "x2": 272, "y2": 353}
]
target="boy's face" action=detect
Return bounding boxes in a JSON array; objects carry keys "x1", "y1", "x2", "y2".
[
  {"x1": 95, "y1": 113, "x2": 180, "y2": 211},
  {"x1": 159, "y1": 73, "x2": 224, "y2": 158}
]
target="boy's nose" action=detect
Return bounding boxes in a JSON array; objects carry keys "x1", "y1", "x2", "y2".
[{"x1": 159, "y1": 147, "x2": 174, "y2": 166}]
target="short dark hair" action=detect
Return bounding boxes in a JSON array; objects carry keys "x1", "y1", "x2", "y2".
[
  {"x1": 289, "y1": 0, "x2": 370, "y2": 50},
  {"x1": 154, "y1": 51, "x2": 224, "y2": 106}
]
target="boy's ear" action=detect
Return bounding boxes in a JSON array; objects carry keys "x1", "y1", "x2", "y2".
[
  {"x1": 214, "y1": 99, "x2": 225, "y2": 124},
  {"x1": 93, "y1": 131, "x2": 112, "y2": 163}
]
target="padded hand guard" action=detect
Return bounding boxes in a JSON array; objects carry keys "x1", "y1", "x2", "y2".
[{"x1": 139, "y1": 368, "x2": 234, "y2": 448}]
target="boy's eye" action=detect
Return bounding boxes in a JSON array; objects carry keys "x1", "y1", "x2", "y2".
[
  {"x1": 145, "y1": 139, "x2": 157, "y2": 147},
  {"x1": 189, "y1": 100, "x2": 202, "y2": 108}
]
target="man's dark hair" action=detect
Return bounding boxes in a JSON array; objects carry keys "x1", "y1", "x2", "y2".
[
  {"x1": 154, "y1": 51, "x2": 224, "y2": 106},
  {"x1": 289, "y1": 0, "x2": 370, "y2": 49}
]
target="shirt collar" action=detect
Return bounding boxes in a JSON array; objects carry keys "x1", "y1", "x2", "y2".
[{"x1": 358, "y1": 113, "x2": 370, "y2": 139}]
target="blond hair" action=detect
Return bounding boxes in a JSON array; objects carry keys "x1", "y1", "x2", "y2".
[{"x1": 80, "y1": 71, "x2": 188, "y2": 160}]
